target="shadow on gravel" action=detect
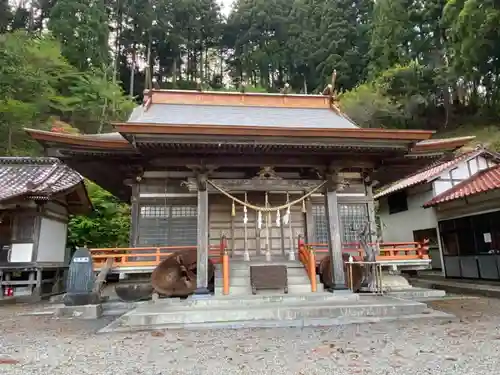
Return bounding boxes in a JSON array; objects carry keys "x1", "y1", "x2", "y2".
[{"x1": 428, "y1": 296, "x2": 500, "y2": 322}]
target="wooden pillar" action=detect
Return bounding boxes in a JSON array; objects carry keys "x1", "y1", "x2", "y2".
[
  {"x1": 129, "y1": 183, "x2": 140, "y2": 247},
  {"x1": 305, "y1": 198, "x2": 315, "y2": 244},
  {"x1": 324, "y1": 173, "x2": 347, "y2": 290},
  {"x1": 366, "y1": 184, "x2": 377, "y2": 243},
  {"x1": 195, "y1": 181, "x2": 210, "y2": 295}
]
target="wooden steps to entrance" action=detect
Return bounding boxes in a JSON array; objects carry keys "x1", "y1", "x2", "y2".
[{"x1": 214, "y1": 257, "x2": 324, "y2": 296}]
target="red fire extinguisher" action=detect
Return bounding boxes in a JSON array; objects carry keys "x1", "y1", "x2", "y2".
[{"x1": 3, "y1": 286, "x2": 13, "y2": 297}]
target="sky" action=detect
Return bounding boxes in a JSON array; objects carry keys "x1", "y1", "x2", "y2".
[{"x1": 220, "y1": 0, "x2": 235, "y2": 16}]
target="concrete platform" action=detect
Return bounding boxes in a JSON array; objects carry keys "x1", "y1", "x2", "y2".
[
  {"x1": 385, "y1": 287, "x2": 446, "y2": 301},
  {"x1": 98, "y1": 292, "x2": 454, "y2": 333},
  {"x1": 410, "y1": 276, "x2": 500, "y2": 299}
]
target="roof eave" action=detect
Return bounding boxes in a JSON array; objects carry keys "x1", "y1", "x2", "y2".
[
  {"x1": 113, "y1": 122, "x2": 435, "y2": 141},
  {"x1": 25, "y1": 128, "x2": 134, "y2": 151}
]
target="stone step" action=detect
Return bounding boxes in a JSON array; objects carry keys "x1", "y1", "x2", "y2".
[
  {"x1": 215, "y1": 266, "x2": 309, "y2": 278},
  {"x1": 386, "y1": 288, "x2": 446, "y2": 301},
  {"x1": 214, "y1": 275, "x2": 319, "y2": 287},
  {"x1": 104, "y1": 295, "x2": 431, "y2": 331},
  {"x1": 215, "y1": 283, "x2": 325, "y2": 295},
  {"x1": 152, "y1": 291, "x2": 358, "y2": 308},
  {"x1": 188, "y1": 290, "x2": 360, "y2": 308},
  {"x1": 220, "y1": 261, "x2": 304, "y2": 271}
]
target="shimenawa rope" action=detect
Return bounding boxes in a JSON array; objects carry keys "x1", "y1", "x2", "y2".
[{"x1": 206, "y1": 179, "x2": 326, "y2": 212}]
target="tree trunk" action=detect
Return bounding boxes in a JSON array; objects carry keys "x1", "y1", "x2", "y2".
[
  {"x1": 144, "y1": 36, "x2": 152, "y2": 90},
  {"x1": 199, "y1": 45, "x2": 204, "y2": 85},
  {"x1": 7, "y1": 126, "x2": 12, "y2": 156},
  {"x1": 172, "y1": 56, "x2": 177, "y2": 88},
  {"x1": 130, "y1": 43, "x2": 136, "y2": 97},
  {"x1": 113, "y1": 1, "x2": 123, "y2": 86},
  {"x1": 205, "y1": 45, "x2": 209, "y2": 84}
]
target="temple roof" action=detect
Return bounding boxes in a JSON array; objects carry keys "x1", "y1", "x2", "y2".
[
  {"x1": 424, "y1": 164, "x2": 500, "y2": 207},
  {"x1": 23, "y1": 90, "x2": 478, "y2": 201},
  {"x1": 374, "y1": 148, "x2": 500, "y2": 199},
  {"x1": 128, "y1": 103, "x2": 358, "y2": 129},
  {"x1": 0, "y1": 157, "x2": 91, "y2": 214}
]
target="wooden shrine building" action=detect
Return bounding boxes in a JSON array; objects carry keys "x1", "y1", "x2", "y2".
[{"x1": 26, "y1": 89, "x2": 473, "y2": 295}]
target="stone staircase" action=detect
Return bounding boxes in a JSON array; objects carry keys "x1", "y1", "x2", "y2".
[
  {"x1": 98, "y1": 291, "x2": 454, "y2": 333},
  {"x1": 214, "y1": 258, "x2": 324, "y2": 296}
]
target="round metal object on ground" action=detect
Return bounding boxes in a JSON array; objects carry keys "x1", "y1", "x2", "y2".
[{"x1": 151, "y1": 251, "x2": 214, "y2": 297}]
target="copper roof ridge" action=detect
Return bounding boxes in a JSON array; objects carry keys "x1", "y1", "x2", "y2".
[{"x1": 146, "y1": 88, "x2": 330, "y2": 99}]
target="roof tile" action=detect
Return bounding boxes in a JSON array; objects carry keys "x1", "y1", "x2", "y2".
[
  {"x1": 128, "y1": 103, "x2": 359, "y2": 129},
  {"x1": 374, "y1": 150, "x2": 483, "y2": 199},
  {"x1": 0, "y1": 157, "x2": 84, "y2": 202},
  {"x1": 424, "y1": 164, "x2": 500, "y2": 207}
]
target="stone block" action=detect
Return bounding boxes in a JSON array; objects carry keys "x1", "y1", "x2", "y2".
[
  {"x1": 63, "y1": 292, "x2": 101, "y2": 306},
  {"x1": 55, "y1": 304, "x2": 103, "y2": 319}
]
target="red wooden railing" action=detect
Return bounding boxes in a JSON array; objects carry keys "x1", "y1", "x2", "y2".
[
  {"x1": 297, "y1": 237, "x2": 430, "y2": 263},
  {"x1": 297, "y1": 235, "x2": 317, "y2": 292},
  {"x1": 90, "y1": 242, "x2": 227, "y2": 270}
]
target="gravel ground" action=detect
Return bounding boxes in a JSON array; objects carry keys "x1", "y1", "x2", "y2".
[{"x1": 1, "y1": 297, "x2": 500, "y2": 375}]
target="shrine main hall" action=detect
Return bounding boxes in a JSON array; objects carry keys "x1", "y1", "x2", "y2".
[{"x1": 26, "y1": 89, "x2": 472, "y2": 296}]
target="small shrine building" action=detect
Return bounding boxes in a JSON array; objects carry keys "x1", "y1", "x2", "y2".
[{"x1": 26, "y1": 89, "x2": 473, "y2": 295}]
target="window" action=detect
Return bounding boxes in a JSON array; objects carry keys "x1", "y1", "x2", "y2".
[
  {"x1": 387, "y1": 191, "x2": 408, "y2": 214},
  {"x1": 313, "y1": 203, "x2": 369, "y2": 244},
  {"x1": 13, "y1": 215, "x2": 36, "y2": 242},
  {"x1": 138, "y1": 204, "x2": 197, "y2": 246},
  {"x1": 339, "y1": 204, "x2": 369, "y2": 243},
  {"x1": 438, "y1": 213, "x2": 500, "y2": 256}
]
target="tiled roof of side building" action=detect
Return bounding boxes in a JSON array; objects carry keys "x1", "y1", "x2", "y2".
[
  {"x1": 373, "y1": 148, "x2": 490, "y2": 199},
  {"x1": 424, "y1": 164, "x2": 500, "y2": 207},
  {"x1": 0, "y1": 157, "x2": 84, "y2": 202},
  {"x1": 127, "y1": 103, "x2": 359, "y2": 129}
]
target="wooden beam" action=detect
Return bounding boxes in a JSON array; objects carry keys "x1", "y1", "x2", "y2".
[{"x1": 148, "y1": 155, "x2": 377, "y2": 169}]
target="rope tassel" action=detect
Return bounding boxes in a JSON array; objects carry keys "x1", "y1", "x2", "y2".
[
  {"x1": 283, "y1": 192, "x2": 290, "y2": 225},
  {"x1": 283, "y1": 207, "x2": 290, "y2": 225},
  {"x1": 231, "y1": 200, "x2": 236, "y2": 217}
]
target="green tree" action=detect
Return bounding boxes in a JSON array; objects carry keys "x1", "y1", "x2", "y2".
[
  {"x1": 67, "y1": 181, "x2": 131, "y2": 248},
  {"x1": 0, "y1": 31, "x2": 134, "y2": 155},
  {"x1": 340, "y1": 83, "x2": 405, "y2": 128},
  {"x1": 0, "y1": 31, "x2": 73, "y2": 155},
  {"x1": 0, "y1": 0, "x2": 12, "y2": 33},
  {"x1": 49, "y1": 0, "x2": 110, "y2": 71},
  {"x1": 443, "y1": 0, "x2": 500, "y2": 110}
]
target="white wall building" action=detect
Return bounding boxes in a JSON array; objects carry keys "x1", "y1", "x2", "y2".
[{"x1": 376, "y1": 148, "x2": 499, "y2": 273}]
